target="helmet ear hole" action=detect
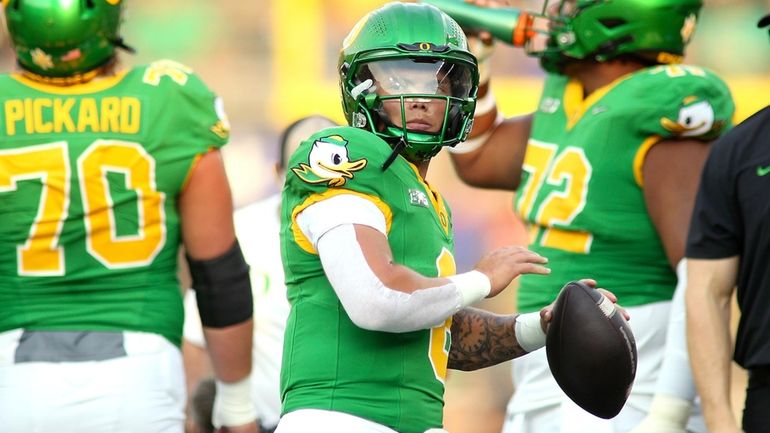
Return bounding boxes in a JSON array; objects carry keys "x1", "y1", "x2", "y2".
[{"x1": 86, "y1": 0, "x2": 96, "y2": 9}]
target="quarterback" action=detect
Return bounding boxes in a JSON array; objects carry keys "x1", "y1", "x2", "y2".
[
  {"x1": 446, "y1": 0, "x2": 735, "y2": 432},
  {"x1": 275, "y1": 3, "x2": 623, "y2": 433},
  {"x1": 0, "y1": 1, "x2": 256, "y2": 432}
]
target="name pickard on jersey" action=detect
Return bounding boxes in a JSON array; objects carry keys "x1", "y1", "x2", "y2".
[{"x1": 0, "y1": 59, "x2": 229, "y2": 346}]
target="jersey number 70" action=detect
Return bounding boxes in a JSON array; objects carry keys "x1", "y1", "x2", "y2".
[{"x1": 0, "y1": 140, "x2": 166, "y2": 276}]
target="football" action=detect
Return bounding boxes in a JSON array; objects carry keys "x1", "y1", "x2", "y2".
[{"x1": 545, "y1": 281, "x2": 637, "y2": 419}]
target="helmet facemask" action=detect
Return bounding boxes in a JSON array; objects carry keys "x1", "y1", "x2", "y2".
[{"x1": 346, "y1": 56, "x2": 476, "y2": 162}]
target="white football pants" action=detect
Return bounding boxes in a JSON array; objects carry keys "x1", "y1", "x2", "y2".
[
  {"x1": 276, "y1": 409, "x2": 450, "y2": 433},
  {"x1": 0, "y1": 329, "x2": 185, "y2": 433}
]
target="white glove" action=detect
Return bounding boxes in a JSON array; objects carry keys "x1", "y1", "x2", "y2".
[{"x1": 630, "y1": 394, "x2": 692, "y2": 433}]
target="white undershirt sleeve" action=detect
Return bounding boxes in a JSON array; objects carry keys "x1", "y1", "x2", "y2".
[
  {"x1": 295, "y1": 194, "x2": 490, "y2": 333},
  {"x1": 296, "y1": 194, "x2": 388, "y2": 244}
]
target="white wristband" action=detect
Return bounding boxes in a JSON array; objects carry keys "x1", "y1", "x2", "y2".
[
  {"x1": 515, "y1": 312, "x2": 546, "y2": 352},
  {"x1": 212, "y1": 376, "x2": 256, "y2": 428},
  {"x1": 448, "y1": 270, "x2": 491, "y2": 307}
]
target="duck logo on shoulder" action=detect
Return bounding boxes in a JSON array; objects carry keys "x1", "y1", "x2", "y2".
[
  {"x1": 660, "y1": 96, "x2": 723, "y2": 138},
  {"x1": 292, "y1": 134, "x2": 368, "y2": 187}
]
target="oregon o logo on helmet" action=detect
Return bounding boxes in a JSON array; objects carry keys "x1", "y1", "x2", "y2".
[{"x1": 419, "y1": 42, "x2": 432, "y2": 51}]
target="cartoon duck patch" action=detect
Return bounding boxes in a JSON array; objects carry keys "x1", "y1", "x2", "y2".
[
  {"x1": 292, "y1": 134, "x2": 368, "y2": 187},
  {"x1": 660, "y1": 96, "x2": 717, "y2": 138}
]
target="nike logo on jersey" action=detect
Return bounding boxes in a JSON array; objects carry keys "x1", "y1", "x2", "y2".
[{"x1": 757, "y1": 165, "x2": 770, "y2": 177}]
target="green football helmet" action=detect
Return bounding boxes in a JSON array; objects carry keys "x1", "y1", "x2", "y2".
[
  {"x1": 3, "y1": 0, "x2": 127, "y2": 79},
  {"x1": 339, "y1": 2, "x2": 479, "y2": 163},
  {"x1": 530, "y1": 0, "x2": 702, "y2": 73}
]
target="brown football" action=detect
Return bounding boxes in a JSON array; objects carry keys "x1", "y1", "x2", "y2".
[{"x1": 546, "y1": 281, "x2": 637, "y2": 419}]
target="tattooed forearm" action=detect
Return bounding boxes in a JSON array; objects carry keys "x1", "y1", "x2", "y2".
[{"x1": 448, "y1": 307, "x2": 528, "y2": 371}]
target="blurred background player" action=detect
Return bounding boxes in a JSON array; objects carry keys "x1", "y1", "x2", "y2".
[
  {"x1": 686, "y1": 14, "x2": 770, "y2": 433},
  {"x1": 442, "y1": 0, "x2": 735, "y2": 432},
  {"x1": 0, "y1": 1, "x2": 256, "y2": 432},
  {"x1": 183, "y1": 114, "x2": 337, "y2": 433}
]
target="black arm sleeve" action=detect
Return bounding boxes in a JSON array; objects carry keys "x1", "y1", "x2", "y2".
[{"x1": 186, "y1": 240, "x2": 253, "y2": 328}]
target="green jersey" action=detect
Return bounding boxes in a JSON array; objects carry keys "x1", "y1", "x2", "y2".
[
  {"x1": 280, "y1": 127, "x2": 456, "y2": 433},
  {"x1": 0, "y1": 60, "x2": 229, "y2": 346},
  {"x1": 515, "y1": 65, "x2": 734, "y2": 312}
]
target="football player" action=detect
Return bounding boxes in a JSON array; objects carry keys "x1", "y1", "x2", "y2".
[
  {"x1": 445, "y1": 0, "x2": 735, "y2": 432},
  {"x1": 0, "y1": 1, "x2": 256, "y2": 432},
  {"x1": 275, "y1": 3, "x2": 624, "y2": 433}
]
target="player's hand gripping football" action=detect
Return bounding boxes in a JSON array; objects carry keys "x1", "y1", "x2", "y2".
[
  {"x1": 537, "y1": 279, "x2": 631, "y2": 333},
  {"x1": 473, "y1": 245, "x2": 550, "y2": 297}
]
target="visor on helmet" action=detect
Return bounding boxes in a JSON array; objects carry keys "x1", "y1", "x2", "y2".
[
  {"x1": 356, "y1": 58, "x2": 474, "y2": 100},
  {"x1": 352, "y1": 58, "x2": 474, "y2": 136}
]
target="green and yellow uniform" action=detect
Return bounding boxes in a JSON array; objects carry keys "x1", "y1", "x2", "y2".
[
  {"x1": 0, "y1": 60, "x2": 229, "y2": 346},
  {"x1": 515, "y1": 65, "x2": 734, "y2": 312},
  {"x1": 280, "y1": 127, "x2": 456, "y2": 433}
]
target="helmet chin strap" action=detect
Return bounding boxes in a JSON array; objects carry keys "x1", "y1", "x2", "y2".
[{"x1": 381, "y1": 136, "x2": 407, "y2": 171}]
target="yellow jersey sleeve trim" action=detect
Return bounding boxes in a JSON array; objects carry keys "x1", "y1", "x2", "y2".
[
  {"x1": 290, "y1": 189, "x2": 394, "y2": 255},
  {"x1": 180, "y1": 151, "x2": 209, "y2": 193},
  {"x1": 633, "y1": 135, "x2": 664, "y2": 188}
]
